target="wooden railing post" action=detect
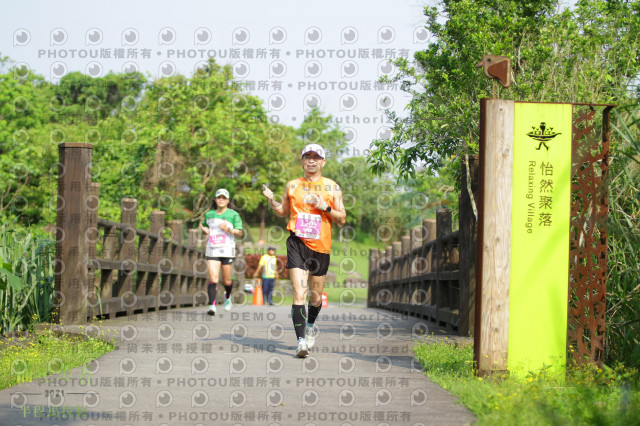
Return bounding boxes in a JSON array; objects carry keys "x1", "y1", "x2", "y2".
[
  {"x1": 233, "y1": 244, "x2": 246, "y2": 304},
  {"x1": 459, "y1": 155, "x2": 479, "y2": 336},
  {"x1": 86, "y1": 182, "x2": 100, "y2": 319},
  {"x1": 376, "y1": 249, "x2": 384, "y2": 286},
  {"x1": 148, "y1": 211, "x2": 165, "y2": 310},
  {"x1": 368, "y1": 249, "x2": 377, "y2": 307},
  {"x1": 401, "y1": 235, "x2": 410, "y2": 304},
  {"x1": 136, "y1": 215, "x2": 150, "y2": 313},
  {"x1": 401, "y1": 235, "x2": 410, "y2": 278},
  {"x1": 385, "y1": 246, "x2": 392, "y2": 302},
  {"x1": 436, "y1": 209, "x2": 452, "y2": 324},
  {"x1": 55, "y1": 143, "x2": 93, "y2": 325},
  {"x1": 168, "y1": 220, "x2": 183, "y2": 307},
  {"x1": 423, "y1": 219, "x2": 436, "y2": 273},
  {"x1": 188, "y1": 228, "x2": 198, "y2": 298},
  {"x1": 117, "y1": 198, "x2": 137, "y2": 316},
  {"x1": 423, "y1": 219, "x2": 436, "y2": 307},
  {"x1": 101, "y1": 224, "x2": 116, "y2": 310},
  {"x1": 193, "y1": 229, "x2": 209, "y2": 305},
  {"x1": 408, "y1": 225, "x2": 420, "y2": 277},
  {"x1": 391, "y1": 241, "x2": 401, "y2": 282}
]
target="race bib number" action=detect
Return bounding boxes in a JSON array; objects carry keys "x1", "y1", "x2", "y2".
[
  {"x1": 295, "y1": 213, "x2": 321, "y2": 240},
  {"x1": 209, "y1": 233, "x2": 228, "y2": 246},
  {"x1": 208, "y1": 219, "x2": 230, "y2": 246}
]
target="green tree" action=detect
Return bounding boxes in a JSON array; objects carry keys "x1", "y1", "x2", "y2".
[
  {"x1": 0, "y1": 57, "x2": 57, "y2": 225},
  {"x1": 52, "y1": 71, "x2": 146, "y2": 124},
  {"x1": 369, "y1": 0, "x2": 640, "y2": 179}
]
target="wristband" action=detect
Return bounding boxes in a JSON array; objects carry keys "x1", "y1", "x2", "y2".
[{"x1": 320, "y1": 200, "x2": 328, "y2": 211}]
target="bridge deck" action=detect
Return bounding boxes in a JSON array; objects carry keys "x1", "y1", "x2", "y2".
[{"x1": 1, "y1": 304, "x2": 474, "y2": 425}]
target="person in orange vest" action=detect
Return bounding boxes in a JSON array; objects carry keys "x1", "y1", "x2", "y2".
[
  {"x1": 200, "y1": 189, "x2": 243, "y2": 316},
  {"x1": 252, "y1": 246, "x2": 278, "y2": 305},
  {"x1": 262, "y1": 143, "x2": 346, "y2": 358}
]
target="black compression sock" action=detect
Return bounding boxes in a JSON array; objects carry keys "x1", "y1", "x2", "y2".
[
  {"x1": 291, "y1": 304, "x2": 307, "y2": 340},
  {"x1": 224, "y1": 284, "x2": 232, "y2": 299},
  {"x1": 207, "y1": 282, "x2": 218, "y2": 305},
  {"x1": 307, "y1": 303, "x2": 321, "y2": 326}
]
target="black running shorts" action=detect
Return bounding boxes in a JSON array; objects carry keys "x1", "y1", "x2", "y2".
[
  {"x1": 286, "y1": 234, "x2": 330, "y2": 276},
  {"x1": 205, "y1": 257, "x2": 235, "y2": 265}
]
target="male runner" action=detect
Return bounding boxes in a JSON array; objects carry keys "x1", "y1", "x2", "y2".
[
  {"x1": 262, "y1": 143, "x2": 346, "y2": 357},
  {"x1": 253, "y1": 246, "x2": 278, "y2": 306},
  {"x1": 200, "y1": 188, "x2": 243, "y2": 315}
]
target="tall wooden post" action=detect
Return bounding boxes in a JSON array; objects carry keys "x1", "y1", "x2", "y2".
[
  {"x1": 475, "y1": 99, "x2": 514, "y2": 375},
  {"x1": 55, "y1": 143, "x2": 93, "y2": 325}
]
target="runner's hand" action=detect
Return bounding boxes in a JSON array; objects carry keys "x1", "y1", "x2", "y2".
[
  {"x1": 310, "y1": 192, "x2": 327, "y2": 211},
  {"x1": 262, "y1": 184, "x2": 274, "y2": 200}
]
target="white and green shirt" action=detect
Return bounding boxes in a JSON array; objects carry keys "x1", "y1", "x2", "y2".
[{"x1": 202, "y1": 208, "x2": 243, "y2": 258}]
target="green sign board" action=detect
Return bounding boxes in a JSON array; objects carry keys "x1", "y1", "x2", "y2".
[{"x1": 509, "y1": 102, "x2": 572, "y2": 377}]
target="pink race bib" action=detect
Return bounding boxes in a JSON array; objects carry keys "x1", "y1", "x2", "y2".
[
  {"x1": 295, "y1": 213, "x2": 321, "y2": 240},
  {"x1": 209, "y1": 233, "x2": 228, "y2": 246}
]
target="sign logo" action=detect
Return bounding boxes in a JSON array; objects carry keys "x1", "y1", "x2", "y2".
[{"x1": 526, "y1": 122, "x2": 561, "y2": 151}]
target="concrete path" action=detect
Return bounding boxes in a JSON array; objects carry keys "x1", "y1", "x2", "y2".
[{"x1": 0, "y1": 304, "x2": 474, "y2": 425}]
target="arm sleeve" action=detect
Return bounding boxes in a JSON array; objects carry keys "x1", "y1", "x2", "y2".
[{"x1": 232, "y1": 211, "x2": 243, "y2": 230}]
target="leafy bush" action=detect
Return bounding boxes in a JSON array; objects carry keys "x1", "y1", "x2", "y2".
[
  {"x1": 0, "y1": 224, "x2": 55, "y2": 334},
  {"x1": 607, "y1": 108, "x2": 640, "y2": 369}
]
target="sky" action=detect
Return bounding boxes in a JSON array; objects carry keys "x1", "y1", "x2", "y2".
[{"x1": 1, "y1": 0, "x2": 434, "y2": 157}]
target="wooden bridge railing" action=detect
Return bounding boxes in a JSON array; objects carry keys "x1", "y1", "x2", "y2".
[
  {"x1": 54, "y1": 143, "x2": 245, "y2": 324},
  {"x1": 368, "y1": 157, "x2": 478, "y2": 335},
  {"x1": 85, "y1": 199, "x2": 211, "y2": 320}
]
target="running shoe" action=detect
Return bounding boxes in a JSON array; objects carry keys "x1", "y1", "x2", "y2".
[
  {"x1": 207, "y1": 305, "x2": 216, "y2": 316},
  {"x1": 305, "y1": 325, "x2": 317, "y2": 349},
  {"x1": 224, "y1": 297, "x2": 232, "y2": 311},
  {"x1": 296, "y1": 338, "x2": 309, "y2": 358}
]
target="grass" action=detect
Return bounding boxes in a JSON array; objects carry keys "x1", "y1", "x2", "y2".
[
  {"x1": 414, "y1": 340, "x2": 640, "y2": 425},
  {"x1": 0, "y1": 328, "x2": 114, "y2": 390}
]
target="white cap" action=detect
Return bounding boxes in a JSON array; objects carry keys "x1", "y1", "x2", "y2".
[
  {"x1": 215, "y1": 188, "x2": 230, "y2": 198},
  {"x1": 301, "y1": 143, "x2": 326, "y2": 159}
]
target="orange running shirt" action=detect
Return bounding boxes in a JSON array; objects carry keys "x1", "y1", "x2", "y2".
[{"x1": 286, "y1": 177, "x2": 337, "y2": 254}]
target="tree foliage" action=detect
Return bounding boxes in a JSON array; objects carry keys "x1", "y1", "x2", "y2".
[
  {"x1": 0, "y1": 56, "x2": 439, "y2": 239},
  {"x1": 369, "y1": 0, "x2": 640, "y2": 179}
]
